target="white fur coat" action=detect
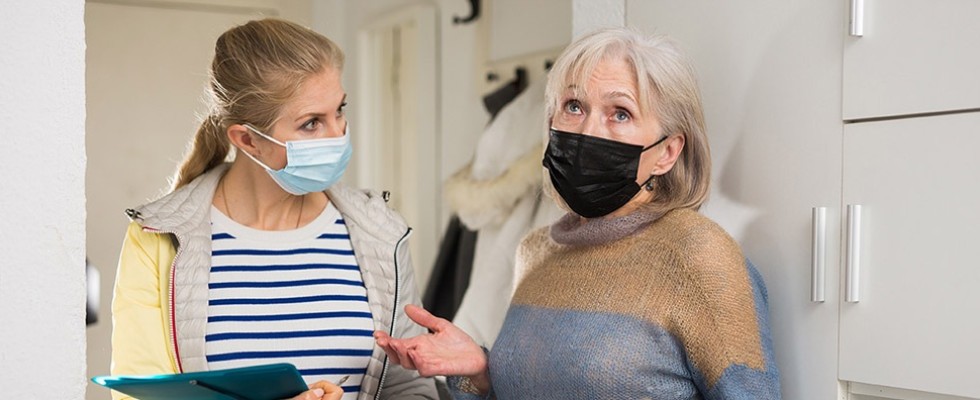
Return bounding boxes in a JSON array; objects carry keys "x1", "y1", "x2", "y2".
[{"x1": 444, "y1": 79, "x2": 563, "y2": 346}]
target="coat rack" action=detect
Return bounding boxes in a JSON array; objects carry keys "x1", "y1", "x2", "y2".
[
  {"x1": 453, "y1": 0, "x2": 480, "y2": 24},
  {"x1": 481, "y1": 47, "x2": 561, "y2": 95}
]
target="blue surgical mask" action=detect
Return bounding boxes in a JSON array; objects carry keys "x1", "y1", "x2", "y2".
[{"x1": 238, "y1": 123, "x2": 352, "y2": 195}]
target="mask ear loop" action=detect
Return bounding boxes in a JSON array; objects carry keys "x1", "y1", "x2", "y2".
[
  {"x1": 641, "y1": 134, "x2": 670, "y2": 151},
  {"x1": 640, "y1": 134, "x2": 670, "y2": 192},
  {"x1": 243, "y1": 124, "x2": 287, "y2": 147}
]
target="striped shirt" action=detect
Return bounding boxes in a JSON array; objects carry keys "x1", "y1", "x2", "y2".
[{"x1": 206, "y1": 202, "x2": 373, "y2": 398}]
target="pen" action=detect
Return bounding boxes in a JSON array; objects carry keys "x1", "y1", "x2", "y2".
[{"x1": 335, "y1": 375, "x2": 350, "y2": 386}]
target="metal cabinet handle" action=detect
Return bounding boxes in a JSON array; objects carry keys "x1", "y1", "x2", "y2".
[
  {"x1": 811, "y1": 207, "x2": 827, "y2": 302},
  {"x1": 845, "y1": 204, "x2": 862, "y2": 302},
  {"x1": 850, "y1": 0, "x2": 865, "y2": 37}
]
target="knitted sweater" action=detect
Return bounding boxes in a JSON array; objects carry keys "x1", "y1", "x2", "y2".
[{"x1": 451, "y1": 208, "x2": 780, "y2": 399}]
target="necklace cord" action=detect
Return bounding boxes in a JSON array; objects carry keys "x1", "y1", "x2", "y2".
[{"x1": 220, "y1": 177, "x2": 305, "y2": 229}]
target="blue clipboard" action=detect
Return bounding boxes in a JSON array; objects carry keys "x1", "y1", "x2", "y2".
[{"x1": 91, "y1": 363, "x2": 308, "y2": 400}]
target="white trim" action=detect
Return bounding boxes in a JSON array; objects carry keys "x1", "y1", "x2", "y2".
[{"x1": 849, "y1": 382, "x2": 978, "y2": 400}]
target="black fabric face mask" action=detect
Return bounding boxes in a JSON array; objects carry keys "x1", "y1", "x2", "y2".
[{"x1": 542, "y1": 128, "x2": 668, "y2": 218}]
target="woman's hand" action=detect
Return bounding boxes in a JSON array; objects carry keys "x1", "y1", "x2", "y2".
[
  {"x1": 374, "y1": 304, "x2": 490, "y2": 390},
  {"x1": 289, "y1": 380, "x2": 344, "y2": 400}
]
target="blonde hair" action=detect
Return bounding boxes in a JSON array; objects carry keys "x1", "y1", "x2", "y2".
[
  {"x1": 543, "y1": 28, "x2": 711, "y2": 215},
  {"x1": 172, "y1": 18, "x2": 344, "y2": 190}
]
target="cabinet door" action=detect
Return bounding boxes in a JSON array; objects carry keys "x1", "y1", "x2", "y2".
[
  {"x1": 840, "y1": 112, "x2": 980, "y2": 398},
  {"x1": 843, "y1": 0, "x2": 980, "y2": 120},
  {"x1": 626, "y1": 2, "x2": 844, "y2": 400}
]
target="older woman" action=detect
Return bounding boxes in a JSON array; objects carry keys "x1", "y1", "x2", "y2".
[{"x1": 374, "y1": 28, "x2": 781, "y2": 399}]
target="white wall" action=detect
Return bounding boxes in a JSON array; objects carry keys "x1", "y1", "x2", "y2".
[
  {"x1": 489, "y1": 0, "x2": 571, "y2": 61},
  {"x1": 0, "y1": 1, "x2": 87, "y2": 398},
  {"x1": 572, "y1": 0, "x2": 624, "y2": 38}
]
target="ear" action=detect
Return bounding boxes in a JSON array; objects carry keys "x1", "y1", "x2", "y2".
[
  {"x1": 226, "y1": 124, "x2": 257, "y2": 154},
  {"x1": 652, "y1": 134, "x2": 685, "y2": 175}
]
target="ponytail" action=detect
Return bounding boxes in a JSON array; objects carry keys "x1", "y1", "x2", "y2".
[{"x1": 172, "y1": 114, "x2": 229, "y2": 191}]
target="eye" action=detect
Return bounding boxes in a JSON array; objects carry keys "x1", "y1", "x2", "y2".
[
  {"x1": 301, "y1": 118, "x2": 321, "y2": 131},
  {"x1": 563, "y1": 100, "x2": 583, "y2": 115},
  {"x1": 337, "y1": 101, "x2": 348, "y2": 118},
  {"x1": 613, "y1": 109, "x2": 631, "y2": 122}
]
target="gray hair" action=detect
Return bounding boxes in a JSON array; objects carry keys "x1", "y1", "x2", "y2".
[{"x1": 543, "y1": 28, "x2": 711, "y2": 214}]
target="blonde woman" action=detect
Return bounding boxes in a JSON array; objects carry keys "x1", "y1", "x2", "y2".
[
  {"x1": 111, "y1": 19, "x2": 436, "y2": 400},
  {"x1": 375, "y1": 28, "x2": 781, "y2": 399}
]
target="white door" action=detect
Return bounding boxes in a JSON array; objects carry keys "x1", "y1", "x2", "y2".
[
  {"x1": 843, "y1": 0, "x2": 980, "y2": 120},
  {"x1": 356, "y1": 6, "x2": 439, "y2": 292},
  {"x1": 840, "y1": 112, "x2": 980, "y2": 398},
  {"x1": 85, "y1": 2, "x2": 308, "y2": 399},
  {"x1": 626, "y1": 2, "x2": 845, "y2": 399}
]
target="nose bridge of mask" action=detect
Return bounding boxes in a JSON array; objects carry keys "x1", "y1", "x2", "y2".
[
  {"x1": 245, "y1": 123, "x2": 350, "y2": 165},
  {"x1": 245, "y1": 123, "x2": 349, "y2": 144},
  {"x1": 283, "y1": 125, "x2": 350, "y2": 167},
  {"x1": 550, "y1": 128, "x2": 644, "y2": 161},
  {"x1": 286, "y1": 136, "x2": 349, "y2": 170},
  {"x1": 551, "y1": 127, "x2": 652, "y2": 150}
]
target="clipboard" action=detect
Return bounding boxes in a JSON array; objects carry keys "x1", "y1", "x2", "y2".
[{"x1": 91, "y1": 363, "x2": 308, "y2": 400}]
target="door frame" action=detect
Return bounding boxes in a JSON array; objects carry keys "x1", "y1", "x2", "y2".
[{"x1": 355, "y1": 5, "x2": 440, "y2": 289}]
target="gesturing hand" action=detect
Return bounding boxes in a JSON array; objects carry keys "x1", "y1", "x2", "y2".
[{"x1": 374, "y1": 304, "x2": 489, "y2": 382}]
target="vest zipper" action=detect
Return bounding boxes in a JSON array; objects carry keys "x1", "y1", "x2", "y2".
[
  {"x1": 374, "y1": 227, "x2": 411, "y2": 400},
  {"x1": 167, "y1": 230, "x2": 185, "y2": 373},
  {"x1": 129, "y1": 208, "x2": 185, "y2": 373},
  {"x1": 140, "y1": 223, "x2": 185, "y2": 373}
]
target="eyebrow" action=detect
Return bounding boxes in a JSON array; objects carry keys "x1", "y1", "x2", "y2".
[
  {"x1": 293, "y1": 93, "x2": 347, "y2": 122},
  {"x1": 563, "y1": 85, "x2": 636, "y2": 101},
  {"x1": 605, "y1": 90, "x2": 637, "y2": 103}
]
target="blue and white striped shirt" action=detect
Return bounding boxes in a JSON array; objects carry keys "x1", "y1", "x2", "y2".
[{"x1": 207, "y1": 202, "x2": 373, "y2": 398}]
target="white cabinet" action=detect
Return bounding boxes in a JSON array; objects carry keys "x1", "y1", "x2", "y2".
[
  {"x1": 840, "y1": 112, "x2": 980, "y2": 398},
  {"x1": 843, "y1": 0, "x2": 980, "y2": 120},
  {"x1": 624, "y1": 0, "x2": 980, "y2": 399},
  {"x1": 840, "y1": 1, "x2": 980, "y2": 398}
]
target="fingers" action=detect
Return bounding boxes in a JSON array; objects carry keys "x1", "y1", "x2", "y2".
[
  {"x1": 308, "y1": 380, "x2": 344, "y2": 400},
  {"x1": 374, "y1": 331, "x2": 403, "y2": 366},
  {"x1": 388, "y1": 338, "x2": 417, "y2": 369},
  {"x1": 290, "y1": 386, "x2": 334, "y2": 400},
  {"x1": 392, "y1": 339, "x2": 417, "y2": 370},
  {"x1": 375, "y1": 330, "x2": 417, "y2": 369},
  {"x1": 404, "y1": 304, "x2": 448, "y2": 332}
]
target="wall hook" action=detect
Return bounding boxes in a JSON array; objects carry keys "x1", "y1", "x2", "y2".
[{"x1": 453, "y1": 0, "x2": 480, "y2": 24}]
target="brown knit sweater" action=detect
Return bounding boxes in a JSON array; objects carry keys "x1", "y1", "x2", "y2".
[{"x1": 452, "y1": 208, "x2": 782, "y2": 399}]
